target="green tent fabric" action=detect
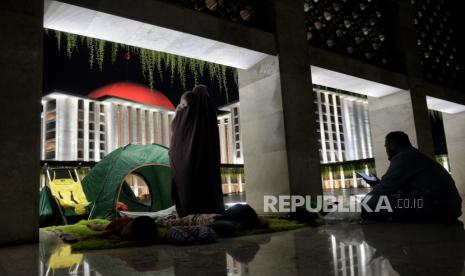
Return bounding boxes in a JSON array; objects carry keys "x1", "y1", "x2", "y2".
[
  {"x1": 82, "y1": 144, "x2": 173, "y2": 219},
  {"x1": 39, "y1": 186, "x2": 58, "y2": 225}
]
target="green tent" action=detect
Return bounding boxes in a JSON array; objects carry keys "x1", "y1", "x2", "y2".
[
  {"x1": 39, "y1": 185, "x2": 59, "y2": 226},
  {"x1": 82, "y1": 144, "x2": 173, "y2": 219}
]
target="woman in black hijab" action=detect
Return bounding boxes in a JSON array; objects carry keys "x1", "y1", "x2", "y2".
[{"x1": 169, "y1": 85, "x2": 225, "y2": 217}]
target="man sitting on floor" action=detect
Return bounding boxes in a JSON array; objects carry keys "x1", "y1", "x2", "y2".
[{"x1": 361, "y1": 131, "x2": 462, "y2": 221}]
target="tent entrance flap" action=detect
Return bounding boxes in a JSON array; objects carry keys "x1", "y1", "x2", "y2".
[
  {"x1": 82, "y1": 144, "x2": 173, "y2": 219},
  {"x1": 117, "y1": 165, "x2": 173, "y2": 213}
]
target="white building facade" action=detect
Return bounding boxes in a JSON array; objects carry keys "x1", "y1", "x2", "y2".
[
  {"x1": 41, "y1": 92, "x2": 175, "y2": 162},
  {"x1": 313, "y1": 86, "x2": 374, "y2": 163},
  {"x1": 41, "y1": 85, "x2": 374, "y2": 191}
]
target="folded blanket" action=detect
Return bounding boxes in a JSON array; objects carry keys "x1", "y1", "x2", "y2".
[{"x1": 157, "y1": 214, "x2": 221, "y2": 228}]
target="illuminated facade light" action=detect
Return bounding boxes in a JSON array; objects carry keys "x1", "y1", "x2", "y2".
[
  {"x1": 41, "y1": 92, "x2": 175, "y2": 162},
  {"x1": 40, "y1": 84, "x2": 244, "y2": 166},
  {"x1": 314, "y1": 87, "x2": 374, "y2": 163}
]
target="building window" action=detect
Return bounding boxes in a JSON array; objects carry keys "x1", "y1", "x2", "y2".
[
  {"x1": 78, "y1": 100, "x2": 84, "y2": 110},
  {"x1": 78, "y1": 121, "x2": 84, "y2": 129},
  {"x1": 46, "y1": 121, "x2": 56, "y2": 131},
  {"x1": 100, "y1": 134, "x2": 105, "y2": 141},
  {"x1": 236, "y1": 151, "x2": 241, "y2": 158},
  {"x1": 99, "y1": 124, "x2": 105, "y2": 131},
  {"x1": 89, "y1": 102, "x2": 95, "y2": 112},
  {"x1": 89, "y1": 143, "x2": 94, "y2": 150},
  {"x1": 45, "y1": 141, "x2": 55, "y2": 151},
  {"x1": 100, "y1": 143, "x2": 105, "y2": 150},
  {"x1": 78, "y1": 131, "x2": 84, "y2": 139},
  {"x1": 46, "y1": 131, "x2": 56, "y2": 140},
  {"x1": 322, "y1": 105, "x2": 327, "y2": 113},
  {"x1": 78, "y1": 111, "x2": 84, "y2": 121},
  {"x1": 46, "y1": 112, "x2": 56, "y2": 121},
  {"x1": 233, "y1": 108, "x2": 238, "y2": 116},
  {"x1": 78, "y1": 151, "x2": 83, "y2": 159},
  {"x1": 47, "y1": 100, "x2": 56, "y2": 111},
  {"x1": 89, "y1": 133, "x2": 94, "y2": 140},
  {"x1": 89, "y1": 151, "x2": 94, "y2": 159},
  {"x1": 89, "y1": 123, "x2": 95, "y2": 131},
  {"x1": 45, "y1": 151, "x2": 55, "y2": 160}
]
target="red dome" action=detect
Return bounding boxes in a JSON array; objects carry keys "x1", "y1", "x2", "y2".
[{"x1": 88, "y1": 82, "x2": 175, "y2": 110}]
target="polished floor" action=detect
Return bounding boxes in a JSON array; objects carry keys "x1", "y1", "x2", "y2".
[{"x1": 1, "y1": 194, "x2": 464, "y2": 276}]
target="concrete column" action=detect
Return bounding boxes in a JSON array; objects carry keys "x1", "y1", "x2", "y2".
[
  {"x1": 218, "y1": 121, "x2": 227, "y2": 164},
  {"x1": 0, "y1": 0, "x2": 43, "y2": 244},
  {"x1": 239, "y1": 56, "x2": 291, "y2": 212},
  {"x1": 83, "y1": 101, "x2": 90, "y2": 160},
  {"x1": 95, "y1": 103, "x2": 101, "y2": 161},
  {"x1": 443, "y1": 112, "x2": 465, "y2": 195},
  {"x1": 368, "y1": 90, "x2": 419, "y2": 175},
  {"x1": 273, "y1": 0, "x2": 322, "y2": 196},
  {"x1": 226, "y1": 175, "x2": 232, "y2": 194},
  {"x1": 396, "y1": 0, "x2": 435, "y2": 157},
  {"x1": 238, "y1": 174, "x2": 243, "y2": 193}
]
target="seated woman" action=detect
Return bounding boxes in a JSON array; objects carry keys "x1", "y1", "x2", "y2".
[{"x1": 169, "y1": 85, "x2": 225, "y2": 217}]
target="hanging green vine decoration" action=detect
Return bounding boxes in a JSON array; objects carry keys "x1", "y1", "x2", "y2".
[
  {"x1": 86, "y1": 37, "x2": 94, "y2": 69},
  {"x1": 190, "y1": 61, "x2": 199, "y2": 85},
  {"x1": 169, "y1": 54, "x2": 176, "y2": 87},
  {"x1": 139, "y1": 48, "x2": 148, "y2": 79},
  {"x1": 65, "y1": 33, "x2": 77, "y2": 59},
  {"x1": 96, "y1": 39, "x2": 105, "y2": 71},
  {"x1": 177, "y1": 56, "x2": 186, "y2": 89},
  {"x1": 221, "y1": 66, "x2": 228, "y2": 103},
  {"x1": 198, "y1": 60, "x2": 206, "y2": 77},
  {"x1": 154, "y1": 51, "x2": 163, "y2": 81},
  {"x1": 46, "y1": 29, "x2": 235, "y2": 98},
  {"x1": 55, "y1": 31, "x2": 62, "y2": 51},
  {"x1": 428, "y1": 109, "x2": 442, "y2": 122},
  {"x1": 111, "y1": 42, "x2": 119, "y2": 64}
]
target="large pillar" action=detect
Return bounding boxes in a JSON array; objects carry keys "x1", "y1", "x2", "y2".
[
  {"x1": 0, "y1": 0, "x2": 43, "y2": 244},
  {"x1": 238, "y1": 0, "x2": 322, "y2": 212},
  {"x1": 368, "y1": 91, "x2": 419, "y2": 175},
  {"x1": 443, "y1": 112, "x2": 465, "y2": 195},
  {"x1": 239, "y1": 56, "x2": 291, "y2": 212},
  {"x1": 273, "y1": 0, "x2": 322, "y2": 197},
  {"x1": 396, "y1": 0, "x2": 435, "y2": 158}
]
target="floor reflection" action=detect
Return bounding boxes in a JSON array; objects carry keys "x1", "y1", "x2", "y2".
[
  {"x1": 317, "y1": 222, "x2": 465, "y2": 276},
  {"x1": 361, "y1": 222, "x2": 465, "y2": 275},
  {"x1": 4, "y1": 216, "x2": 465, "y2": 275},
  {"x1": 37, "y1": 231, "x2": 269, "y2": 276}
]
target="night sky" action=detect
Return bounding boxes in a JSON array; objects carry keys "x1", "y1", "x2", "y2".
[{"x1": 42, "y1": 32, "x2": 239, "y2": 108}]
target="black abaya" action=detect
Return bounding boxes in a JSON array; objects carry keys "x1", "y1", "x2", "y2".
[{"x1": 169, "y1": 85, "x2": 225, "y2": 217}]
